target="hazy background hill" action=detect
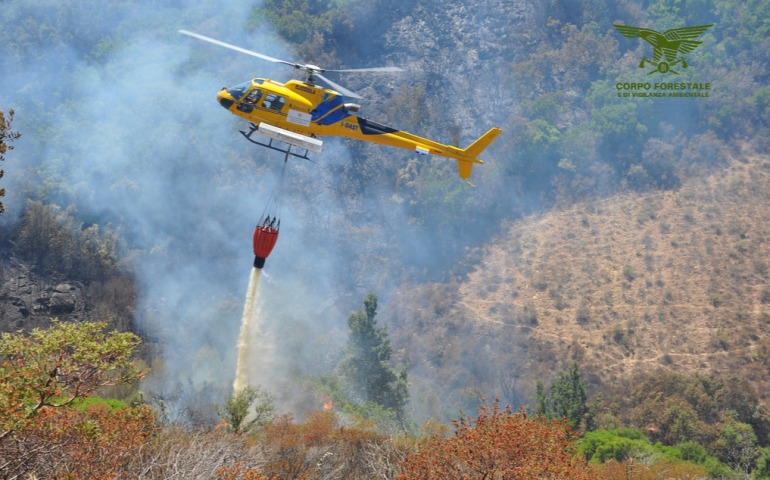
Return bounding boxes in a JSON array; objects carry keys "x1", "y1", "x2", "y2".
[{"x1": 384, "y1": 143, "x2": 770, "y2": 419}]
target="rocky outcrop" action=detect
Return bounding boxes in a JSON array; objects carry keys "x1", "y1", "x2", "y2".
[{"x1": 0, "y1": 257, "x2": 89, "y2": 333}]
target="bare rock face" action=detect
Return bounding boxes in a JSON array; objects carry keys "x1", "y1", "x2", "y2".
[
  {"x1": 379, "y1": 0, "x2": 544, "y2": 128},
  {"x1": 0, "y1": 258, "x2": 88, "y2": 333}
]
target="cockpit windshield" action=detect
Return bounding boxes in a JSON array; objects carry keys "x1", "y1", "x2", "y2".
[{"x1": 227, "y1": 81, "x2": 251, "y2": 100}]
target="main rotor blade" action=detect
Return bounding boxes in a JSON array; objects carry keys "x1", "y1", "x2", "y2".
[
  {"x1": 316, "y1": 73, "x2": 363, "y2": 100},
  {"x1": 179, "y1": 30, "x2": 297, "y2": 67},
  {"x1": 324, "y1": 66, "x2": 404, "y2": 73}
]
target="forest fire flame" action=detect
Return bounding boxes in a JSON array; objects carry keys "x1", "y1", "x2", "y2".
[
  {"x1": 323, "y1": 396, "x2": 333, "y2": 411},
  {"x1": 214, "y1": 417, "x2": 229, "y2": 431}
]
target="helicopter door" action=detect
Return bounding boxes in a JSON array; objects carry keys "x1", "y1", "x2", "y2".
[
  {"x1": 261, "y1": 93, "x2": 286, "y2": 112},
  {"x1": 237, "y1": 88, "x2": 262, "y2": 114}
]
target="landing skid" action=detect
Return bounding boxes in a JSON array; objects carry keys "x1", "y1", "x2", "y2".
[{"x1": 239, "y1": 123, "x2": 314, "y2": 162}]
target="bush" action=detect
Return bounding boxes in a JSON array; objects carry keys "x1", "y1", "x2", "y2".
[
  {"x1": 677, "y1": 441, "x2": 709, "y2": 464},
  {"x1": 398, "y1": 400, "x2": 599, "y2": 479},
  {"x1": 623, "y1": 265, "x2": 635, "y2": 281},
  {"x1": 760, "y1": 288, "x2": 770, "y2": 304},
  {"x1": 0, "y1": 402, "x2": 157, "y2": 478},
  {"x1": 213, "y1": 384, "x2": 275, "y2": 434},
  {"x1": 578, "y1": 428, "x2": 652, "y2": 463},
  {"x1": 1, "y1": 319, "x2": 144, "y2": 438},
  {"x1": 576, "y1": 301, "x2": 592, "y2": 324}
]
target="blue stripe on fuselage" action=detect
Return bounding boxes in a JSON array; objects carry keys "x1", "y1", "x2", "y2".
[{"x1": 312, "y1": 95, "x2": 351, "y2": 125}]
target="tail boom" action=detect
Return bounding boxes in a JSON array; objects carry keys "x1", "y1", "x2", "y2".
[{"x1": 342, "y1": 117, "x2": 502, "y2": 180}]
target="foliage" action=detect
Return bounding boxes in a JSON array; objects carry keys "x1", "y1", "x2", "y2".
[
  {"x1": 0, "y1": 109, "x2": 21, "y2": 216},
  {"x1": 338, "y1": 291, "x2": 408, "y2": 419},
  {"x1": 0, "y1": 319, "x2": 144, "y2": 439},
  {"x1": 535, "y1": 380, "x2": 548, "y2": 414},
  {"x1": 533, "y1": 361, "x2": 589, "y2": 428},
  {"x1": 69, "y1": 395, "x2": 129, "y2": 412},
  {"x1": 342, "y1": 400, "x2": 402, "y2": 428},
  {"x1": 597, "y1": 457, "x2": 710, "y2": 480},
  {"x1": 578, "y1": 428, "x2": 653, "y2": 463},
  {"x1": 755, "y1": 448, "x2": 770, "y2": 479},
  {"x1": 0, "y1": 402, "x2": 157, "y2": 478},
  {"x1": 550, "y1": 361, "x2": 589, "y2": 429},
  {"x1": 14, "y1": 200, "x2": 122, "y2": 282},
  {"x1": 397, "y1": 399, "x2": 599, "y2": 479},
  {"x1": 711, "y1": 416, "x2": 760, "y2": 473},
  {"x1": 578, "y1": 429, "x2": 736, "y2": 477},
  {"x1": 251, "y1": 0, "x2": 344, "y2": 44},
  {"x1": 249, "y1": 0, "x2": 352, "y2": 62},
  {"x1": 259, "y1": 410, "x2": 400, "y2": 479},
  {"x1": 627, "y1": 372, "x2": 761, "y2": 445},
  {"x1": 214, "y1": 384, "x2": 276, "y2": 434}
]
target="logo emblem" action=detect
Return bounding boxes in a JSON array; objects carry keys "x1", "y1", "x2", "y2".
[{"x1": 613, "y1": 24, "x2": 713, "y2": 75}]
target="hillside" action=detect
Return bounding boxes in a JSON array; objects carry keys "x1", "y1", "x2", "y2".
[{"x1": 386, "y1": 144, "x2": 770, "y2": 418}]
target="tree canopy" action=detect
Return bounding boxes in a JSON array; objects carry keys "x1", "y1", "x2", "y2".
[
  {"x1": 338, "y1": 291, "x2": 408, "y2": 419},
  {"x1": 0, "y1": 319, "x2": 145, "y2": 439}
]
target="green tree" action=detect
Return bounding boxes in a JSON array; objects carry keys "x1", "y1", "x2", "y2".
[
  {"x1": 338, "y1": 292, "x2": 408, "y2": 419},
  {"x1": 755, "y1": 448, "x2": 770, "y2": 479},
  {"x1": 214, "y1": 384, "x2": 275, "y2": 434},
  {"x1": 711, "y1": 416, "x2": 760, "y2": 473},
  {"x1": 0, "y1": 319, "x2": 144, "y2": 439},
  {"x1": 550, "y1": 361, "x2": 588, "y2": 429},
  {"x1": 535, "y1": 380, "x2": 549, "y2": 415},
  {"x1": 578, "y1": 428, "x2": 652, "y2": 463},
  {"x1": 0, "y1": 109, "x2": 21, "y2": 216}
]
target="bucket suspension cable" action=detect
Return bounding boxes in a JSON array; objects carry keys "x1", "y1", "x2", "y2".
[
  {"x1": 253, "y1": 157, "x2": 288, "y2": 269},
  {"x1": 258, "y1": 154, "x2": 289, "y2": 226}
]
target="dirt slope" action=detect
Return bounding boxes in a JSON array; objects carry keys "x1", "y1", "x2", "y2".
[
  {"x1": 462, "y1": 144, "x2": 770, "y2": 391},
  {"x1": 386, "y1": 145, "x2": 770, "y2": 415}
]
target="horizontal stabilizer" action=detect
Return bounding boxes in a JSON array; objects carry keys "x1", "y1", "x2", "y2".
[{"x1": 462, "y1": 127, "x2": 502, "y2": 159}]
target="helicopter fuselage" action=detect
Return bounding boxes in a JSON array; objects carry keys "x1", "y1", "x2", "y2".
[{"x1": 217, "y1": 78, "x2": 500, "y2": 180}]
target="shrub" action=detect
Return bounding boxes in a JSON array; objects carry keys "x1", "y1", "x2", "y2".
[
  {"x1": 398, "y1": 400, "x2": 599, "y2": 479},
  {"x1": 0, "y1": 402, "x2": 157, "y2": 478},
  {"x1": 576, "y1": 301, "x2": 592, "y2": 324},
  {"x1": 1, "y1": 319, "x2": 144, "y2": 439},
  {"x1": 711, "y1": 294, "x2": 722, "y2": 307},
  {"x1": 761, "y1": 288, "x2": 770, "y2": 304},
  {"x1": 623, "y1": 265, "x2": 635, "y2": 281},
  {"x1": 578, "y1": 428, "x2": 651, "y2": 463}
]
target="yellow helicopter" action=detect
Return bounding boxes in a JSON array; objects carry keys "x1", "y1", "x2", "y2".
[{"x1": 180, "y1": 30, "x2": 501, "y2": 183}]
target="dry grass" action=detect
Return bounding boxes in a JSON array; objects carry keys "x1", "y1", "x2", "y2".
[{"x1": 459, "y1": 144, "x2": 770, "y2": 395}]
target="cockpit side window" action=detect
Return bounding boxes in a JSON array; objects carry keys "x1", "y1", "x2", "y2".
[
  {"x1": 243, "y1": 89, "x2": 262, "y2": 105},
  {"x1": 262, "y1": 93, "x2": 286, "y2": 111},
  {"x1": 227, "y1": 81, "x2": 251, "y2": 100}
]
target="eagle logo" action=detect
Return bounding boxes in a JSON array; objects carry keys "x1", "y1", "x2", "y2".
[{"x1": 613, "y1": 24, "x2": 714, "y2": 75}]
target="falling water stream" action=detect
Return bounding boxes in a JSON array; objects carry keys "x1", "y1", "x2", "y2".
[{"x1": 233, "y1": 268, "x2": 262, "y2": 392}]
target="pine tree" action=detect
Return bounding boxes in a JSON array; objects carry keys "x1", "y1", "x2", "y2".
[
  {"x1": 549, "y1": 361, "x2": 588, "y2": 429},
  {"x1": 535, "y1": 380, "x2": 549, "y2": 416},
  {"x1": 338, "y1": 292, "x2": 408, "y2": 418}
]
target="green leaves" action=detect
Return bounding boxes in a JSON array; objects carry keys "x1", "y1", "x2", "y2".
[
  {"x1": 214, "y1": 384, "x2": 275, "y2": 434},
  {"x1": 338, "y1": 291, "x2": 408, "y2": 420},
  {"x1": 0, "y1": 319, "x2": 144, "y2": 439},
  {"x1": 550, "y1": 361, "x2": 589, "y2": 429},
  {"x1": 250, "y1": 0, "x2": 343, "y2": 45}
]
